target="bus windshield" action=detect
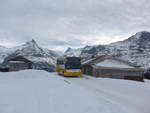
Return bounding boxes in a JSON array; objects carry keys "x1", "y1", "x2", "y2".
[{"x1": 65, "y1": 57, "x2": 82, "y2": 69}]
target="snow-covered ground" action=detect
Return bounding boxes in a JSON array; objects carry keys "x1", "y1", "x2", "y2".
[
  {"x1": 0, "y1": 70, "x2": 149, "y2": 113},
  {"x1": 68, "y1": 76, "x2": 150, "y2": 113}
]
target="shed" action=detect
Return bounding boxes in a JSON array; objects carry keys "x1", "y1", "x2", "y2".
[
  {"x1": 82, "y1": 55, "x2": 144, "y2": 82},
  {"x1": 8, "y1": 56, "x2": 32, "y2": 72}
]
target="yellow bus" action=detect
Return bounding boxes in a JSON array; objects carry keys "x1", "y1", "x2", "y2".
[
  {"x1": 56, "y1": 57, "x2": 65, "y2": 75},
  {"x1": 56, "y1": 57, "x2": 82, "y2": 77}
]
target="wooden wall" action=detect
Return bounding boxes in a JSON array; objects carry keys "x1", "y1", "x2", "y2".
[
  {"x1": 83, "y1": 65, "x2": 144, "y2": 81},
  {"x1": 9, "y1": 62, "x2": 30, "y2": 72},
  {"x1": 92, "y1": 68, "x2": 144, "y2": 81}
]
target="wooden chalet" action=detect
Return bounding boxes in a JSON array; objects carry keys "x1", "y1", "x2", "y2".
[
  {"x1": 8, "y1": 56, "x2": 32, "y2": 72},
  {"x1": 82, "y1": 55, "x2": 144, "y2": 82}
]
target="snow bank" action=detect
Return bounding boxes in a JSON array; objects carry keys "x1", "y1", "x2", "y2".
[{"x1": 0, "y1": 70, "x2": 105, "y2": 113}]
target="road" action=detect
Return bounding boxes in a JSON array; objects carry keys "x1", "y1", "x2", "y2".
[{"x1": 66, "y1": 75, "x2": 150, "y2": 113}]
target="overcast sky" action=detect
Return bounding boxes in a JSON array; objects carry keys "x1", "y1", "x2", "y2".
[{"x1": 0, "y1": 0, "x2": 150, "y2": 51}]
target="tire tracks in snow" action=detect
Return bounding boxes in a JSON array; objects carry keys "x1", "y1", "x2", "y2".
[{"x1": 66, "y1": 76, "x2": 131, "y2": 113}]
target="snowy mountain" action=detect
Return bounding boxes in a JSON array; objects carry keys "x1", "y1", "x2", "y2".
[
  {"x1": 64, "y1": 47, "x2": 83, "y2": 57},
  {"x1": 0, "y1": 46, "x2": 10, "y2": 65},
  {"x1": 0, "y1": 39, "x2": 59, "y2": 71},
  {"x1": 65, "y1": 31, "x2": 150, "y2": 68},
  {"x1": 65, "y1": 47, "x2": 75, "y2": 53}
]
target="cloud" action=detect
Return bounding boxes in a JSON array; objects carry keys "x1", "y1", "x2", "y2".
[{"x1": 0, "y1": 0, "x2": 150, "y2": 51}]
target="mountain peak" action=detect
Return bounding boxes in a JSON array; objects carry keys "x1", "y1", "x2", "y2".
[
  {"x1": 65, "y1": 47, "x2": 74, "y2": 53},
  {"x1": 124, "y1": 31, "x2": 150, "y2": 42},
  {"x1": 137, "y1": 30, "x2": 150, "y2": 34},
  {"x1": 134, "y1": 31, "x2": 150, "y2": 38},
  {"x1": 31, "y1": 39, "x2": 36, "y2": 43},
  {"x1": 25, "y1": 39, "x2": 38, "y2": 46}
]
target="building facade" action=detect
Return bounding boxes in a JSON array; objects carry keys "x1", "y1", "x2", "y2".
[
  {"x1": 82, "y1": 55, "x2": 144, "y2": 81},
  {"x1": 8, "y1": 56, "x2": 32, "y2": 72}
]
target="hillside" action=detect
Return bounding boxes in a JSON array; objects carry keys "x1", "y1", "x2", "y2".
[
  {"x1": 65, "y1": 31, "x2": 150, "y2": 68},
  {"x1": 0, "y1": 46, "x2": 10, "y2": 64}
]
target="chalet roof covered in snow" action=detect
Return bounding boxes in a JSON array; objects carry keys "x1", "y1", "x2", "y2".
[
  {"x1": 8, "y1": 56, "x2": 33, "y2": 63},
  {"x1": 95, "y1": 59, "x2": 134, "y2": 68},
  {"x1": 8, "y1": 61, "x2": 26, "y2": 64},
  {"x1": 82, "y1": 55, "x2": 142, "y2": 69}
]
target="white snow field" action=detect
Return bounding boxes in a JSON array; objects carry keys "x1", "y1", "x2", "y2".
[{"x1": 0, "y1": 70, "x2": 149, "y2": 113}]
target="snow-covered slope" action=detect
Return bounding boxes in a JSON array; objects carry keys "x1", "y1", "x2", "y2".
[
  {"x1": 103, "y1": 31, "x2": 150, "y2": 68},
  {"x1": 0, "y1": 70, "x2": 149, "y2": 113},
  {"x1": 65, "y1": 47, "x2": 75, "y2": 53},
  {"x1": 0, "y1": 46, "x2": 10, "y2": 64},
  {"x1": 65, "y1": 31, "x2": 150, "y2": 68},
  {"x1": 0, "y1": 39, "x2": 59, "y2": 71},
  {"x1": 64, "y1": 47, "x2": 83, "y2": 57}
]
